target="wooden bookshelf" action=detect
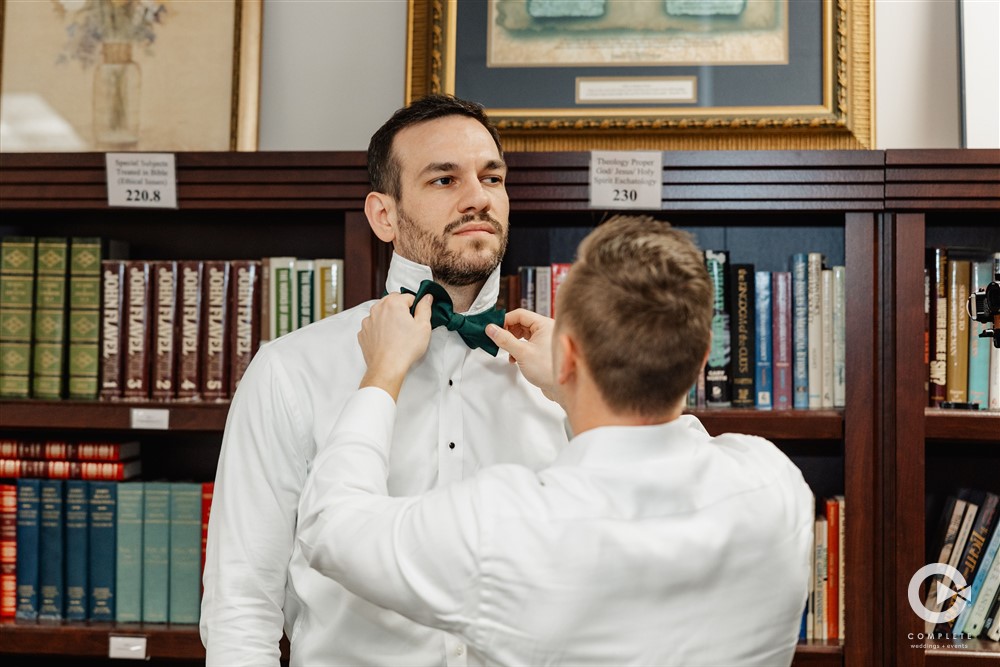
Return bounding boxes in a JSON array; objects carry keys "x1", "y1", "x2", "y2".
[
  {"x1": 0, "y1": 400, "x2": 230, "y2": 432},
  {"x1": 925, "y1": 408, "x2": 1000, "y2": 442}
]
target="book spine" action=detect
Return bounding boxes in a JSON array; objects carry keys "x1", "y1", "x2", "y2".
[
  {"x1": 313, "y1": 259, "x2": 344, "y2": 320},
  {"x1": 0, "y1": 484, "x2": 15, "y2": 619},
  {"x1": 73, "y1": 441, "x2": 141, "y2": 462},
  {"x1": 986, "y1": 584, "x2": 1000, "y2": 640},
  {"x1": 825, "y1": 497, "x2": 840, "y2": 641},
  {"x1": 791, "y1": 254, "x2": 810, "y2": 409},
  {"x1": 0, "y1": 237, "x2": 36, "y2": 397},
  {"x1": 270, "y1": 257, "x2": 296, "y2": 339},
  {"x1": 259, "y1": 258, "x2": 271, "y2": 343},
  {"x1": 67, "y1": 237, "x2": 104, "y2": 399},
  {"x1": 550, "y1": 262, "x2": 572, "y2": 319},
  {"x1": 63, "y1": 480, "x2": 89, "y2": 621},
  {"x1": 968, "y1": 260, "x2": 992, "y2": 407},
  {"x1": 15, "y1": 478, "x2": 41, "y2": 620},
  {"x1": 88, "y1": 481, "x2": 117, "y2": 621},
  {"x1": 518, "y1": 266, "x2": 536, "y2": 312},
  {"x1": 38, "y1": 479, "x2": 65, "y2": 619},
  {"x1": 169, "y1": 483, "x2": 202, "y2": 623},
  {"x1": 229, "y1": 260, "x2": 262, "y2": 396},
  {"x1": 938, "y1": 492, "x2": 999, "y2": 633},
  {"x1": 832, "y1": 266, "x2": 847, "y2": 408},
  {"x1": 772, "y1": 271, "x2": 793, "y2": 410},
  {"x1": 813, "y1": 516, "x2": 828, "y2": 639},
  {"x1": 80, "y1": 461, "x2": 142, "y2": 481},
  {"x1": 704, "y1": 250, "x2": 731, "y2": 407},
  {"x1": 730, "y1": 264, "x2": 755, "y2": 408},
  {"x1": 115, "y1": 482, "x2": 144, "y2": 623},
  {"x1": 754, "y1": 271, "x2": 772, "y2": 409},
  {"x1": 151, "y1": 261, "x2": 178, "y2": 400},
  {"x1": 295, "y1": 259, "x2": 314, "y2": 329},
  {"x1": 928, "y1": 248, "x2": 948, "y2": 406},
  {"x1": 142, "y1": 482, "x2": 171, "y2": 623},
  {"x1": 837, "y1": 495, "x2": 846, "y2": 640},
  {"x1": 992, "y1": 253, "x2": 1000, "y2": 410},
  {"x1": 176, "y1": 261, "x2": 203, "y2": 400},
  {"x1": 807, "y1": 252, "x2": 825, "y2": 409},
  {"x1": 122, "y1": 261, "x2": 151, "y2": 400},
  {"x1": 958, "y1": 518, "x2": 1000, "y2": 637},
  {"x1": 99, "y1": 260, "x2": 126, "y2": 400},
  {"x1": 534, "y1": 266, "x2": 552, "y2": 318},
  {"x1": 946, "y1": 259, "x2": 971, "y2": 403},
  {"x1": 821, "y1": 268, "x2": 835, "y2": 408},
  {"x1": 31, "y1": 237, "x2": 69, "y2": 399},
  {"x1": 201, "y1": 261, "x2": 231, "y2": 401},
  {"x1": 201, "y1": 481, "x2": 214, "y2": 597}
]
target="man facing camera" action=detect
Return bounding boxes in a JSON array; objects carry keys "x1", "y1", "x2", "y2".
[{"x1": 297, "y1": 216, "x2": 815, "y2": 666}]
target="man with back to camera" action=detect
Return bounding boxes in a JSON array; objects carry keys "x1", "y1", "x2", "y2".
[
  {"x1": 200, "y1": 95, "x2": 569, "y2": 665},
  {"x1": 296, "y1": 216, "x2": 816, "y2": 666}
]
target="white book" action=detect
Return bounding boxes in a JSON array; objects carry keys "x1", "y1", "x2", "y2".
[
  {"x1": 832, "y1": 266, "x2": 846, "y2": 408},
  {"x1": 268, "y1": 256, "x2": 297, "y2": 339},
  {"x1": 814, "y1": 516, "x2": 828, "y2": 640},
  {"x1": 926, "y1": 499, "x2": 979, "y2": 632},
  {"x1": 988, "y1": 593, "x2": 1000, "y2": 640},
  {"x1": 807, "y1": 253, "x2": 824, "y2": 408},
  {"x1": 313, "y1": 258, "x2": 344, "y2": 321},
  {"x1": 534, "y1": 266, "x2": 552, "y2": 318},
  {"x1": 991, "y1": 344, "x2": 1000, "y2": 410},
  {"x1": 821, "y1": 269, "x2": 834, "y2": 408}
]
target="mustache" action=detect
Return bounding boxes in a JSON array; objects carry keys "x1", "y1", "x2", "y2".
[{"x1": 443, "y1": 213, "x2": 504, "y2": 236}]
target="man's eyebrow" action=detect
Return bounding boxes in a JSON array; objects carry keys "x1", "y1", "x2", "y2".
[{"x1": 417, "y1": 159, "x2": 507, "y2": 178}]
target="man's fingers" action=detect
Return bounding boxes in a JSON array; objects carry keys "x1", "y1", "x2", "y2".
[
  {"x1": 413, "y1": 294, "x2": 433, "y2": 324},
  {"x1": 486, "y1": 323, "x2": 525, "y2": 358}
]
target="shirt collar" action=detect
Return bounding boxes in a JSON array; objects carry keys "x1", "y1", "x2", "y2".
[
  {"x1": 552, "y1": 414, "x2": 710, "y2": 468},
  {"x1": 385, "y1": 252, "x2": 502, "y2": 316}
]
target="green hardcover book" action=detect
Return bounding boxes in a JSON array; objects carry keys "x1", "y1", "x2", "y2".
[
  {"x1": 168, "y1": 483, "x2": 202, "y2": 623},
  {"x1": 0, "y1": 236, "x2": 36, "y2": 397},
  {"x1": 68, "y1": 238, "x2": 110, "y2": 399},
  {"x1": 31, "y1": 237, "x2": 69, "y2": 399},
  {"x1": 141, "y1": 482, "x2": 171, "y2": 623},
  {"x1": 116, "y1": 482, "x2": 144, "y2": 622}
]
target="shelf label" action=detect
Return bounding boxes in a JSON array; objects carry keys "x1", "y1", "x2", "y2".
[
  {"x1": 105, "y1": 153, "x2": 178, "y2": 209},
  {"x1": 108, "y1": 635, "x2": 148, "y2": 660},
  {"x1": 130, "y1": 408, "x2": 170, "y2": 430},
  {"x1": 589, "y1": 151, "x2": 662, "y2": 210}
]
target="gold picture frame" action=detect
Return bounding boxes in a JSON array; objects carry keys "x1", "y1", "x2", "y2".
[
  {"x1": 0, "y1": 0, "x2": 262, "y2": 152},
  {"x1": 407, "y1": 0, "x2": 873, "y2": 151}
]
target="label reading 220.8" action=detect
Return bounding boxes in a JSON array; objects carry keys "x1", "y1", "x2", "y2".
[{"x1": 105, "y1": 153, "x2": 178, "y2": 209}]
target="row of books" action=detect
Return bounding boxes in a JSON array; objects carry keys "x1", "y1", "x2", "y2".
[
  {"x1": 0, "y1": 236, "x2": 345, "y2": 402},
  {"x1": 924, "y1": 488, "x2": 1000, "y2": 641},
  {"x1": 925, "y1": 249, "x2": 1000, "y2": 410},
  {"x1": 503, "y1": 264, "x2": 572, "y2": 318},
  {"x1": 0, "y1": 439, "x2": 141, "y2": 481},
  {"x1": 802, "y1": 495, "x2": 846, "y2": 642},
  {"x1": 2, "y1": 479, "x2": 213, "y2": 624}
]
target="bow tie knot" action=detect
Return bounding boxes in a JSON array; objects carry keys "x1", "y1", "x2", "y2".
[{"x1": 400, "y1": 280, "x2": 504, "y2": 356}]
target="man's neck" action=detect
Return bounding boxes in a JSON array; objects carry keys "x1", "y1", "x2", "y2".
[{"x1": 436, "y1": 280, "x2": 486, "y2": 314}]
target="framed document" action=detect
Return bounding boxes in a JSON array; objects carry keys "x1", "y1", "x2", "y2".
[
  {"x1": 0, "y1": 0, "x2": 262, "y2": 152},
  {"x1": 407, "y1": 0, "x2": 873, "y2": 150}
]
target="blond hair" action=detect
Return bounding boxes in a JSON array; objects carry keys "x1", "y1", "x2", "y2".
[{"x1": 557, "y1": 215, "x2": 713, "y2": 415}]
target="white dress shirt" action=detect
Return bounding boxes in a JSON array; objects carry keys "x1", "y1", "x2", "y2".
[
  {"x1": 201, "y1": 254, "x2": 568, "y2": 666},
  {"x1": 299, "y1": 387, "x2": 815, "y2": 667}
]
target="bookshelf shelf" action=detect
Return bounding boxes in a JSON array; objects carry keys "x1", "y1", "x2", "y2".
[
  {"x1": 0, "y1": 619, "x2": 205, "y2": 659},
  {"x1": 924, "y1": 408, "x2": 1000, "y2": 442},
  {"x1": 0, "y1": 399, "x2": 230, "y2": 432},
  {"x1": 925, "y1": 639, "x2": 1000, "y2": 666},
  {"x1": 686, "y1": 409, "x2": 843, "y2": 440},
  {"x1": 792, "y1": 639, "x2": 844, "y2": 666}
]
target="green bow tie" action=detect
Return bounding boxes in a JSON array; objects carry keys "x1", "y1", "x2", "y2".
[{"x1": 400, "y1": 280, "x2": 505, "y2": 356}]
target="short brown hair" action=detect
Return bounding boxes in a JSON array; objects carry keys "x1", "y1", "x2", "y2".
[
  {"x1": 556, "y1": 215, "x2": 713, "y2": 416},
  {"x1": 367, "y1": 94, "x2": 504, "y2": 199}
]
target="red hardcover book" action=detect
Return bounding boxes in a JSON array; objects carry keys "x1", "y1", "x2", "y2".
[
  {"x1": 0, "y1": 459, "x2": 141, "y2": 481},
  {"x1": 550, "y1": 262, "x2": 572, "y2": 318},
  {"x1": 825, "y1": 498, "x2": 840, "y2": 641},
  {"x1": 151, "y1": 261, "x2": 178, "y2": 400},
  {"x1": 99, "y1": 260, "x2": 126, "y2": 400},
  {"x1": 122, "y1": 261, "x2": 151, "y2": 400},
  {"x1": 229, "y1": 260, "x2": 261, "y2": 396},
  {"x1": 772, "y1": 271, "x2": 793, "y2": 410},
  {"x1": 0, "y1": 440, "x2": 139, "y2": 461},
  {"x1": 177, "y1": 261, "x2": 203, "y2": 400},
  {"x1": 0, "y1": 483, "x2": 16, "y2": 619},
  {"x1": 201, "y1": 481, "x2": 214, "y2": 595},
  {"x1": 201, "y1": 261, "x2": 231, "y2": 401}
]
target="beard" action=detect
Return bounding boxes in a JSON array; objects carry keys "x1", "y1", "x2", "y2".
[{"x1": 395, "y1": 207, "x2": 509, "y2": 287}]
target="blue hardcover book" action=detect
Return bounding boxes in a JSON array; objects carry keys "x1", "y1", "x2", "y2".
[
  {"x1": 116, "y1": 482, "x2": 144, "y2": 622},
  {"x1": 791, "y1": 253, "x2": 810, "y2": 409},
  {"x1": 969, "y1": 260, "x2": 993, "y2": 408},
  {"x1": 88, "y1": 481, "x2": 117, "y2": 621},
  {"x1": 15, "y1": 478, "x2": 41, "y2": 620},
  {"x1": 142, "y1": 482, "x2": 171, "y2": 623},
  {"x1": 755, "y1": 271, "x2": 773, "y2": 409},
  {"x1": 956, "y1": 516, "x2": 1000, "y2": 635},
  {"x1": 169, "y1": 483, "x2": 202, "y2": 623},
  {"x1": 38, "y1": 479, "x2": 65, "y2": 619},
  {"x1": 64, "y1": 480, "x2": 89, "y2": 621}
]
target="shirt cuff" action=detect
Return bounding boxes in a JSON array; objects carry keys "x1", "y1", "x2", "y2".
[{"x1": 324, "y1": 386, "x2": 397, "y2": 456}]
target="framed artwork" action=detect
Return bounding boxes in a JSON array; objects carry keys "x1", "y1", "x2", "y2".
[
  {"x1": 0, "y1": 0, "x2": 262, "y2": 152},
  {"x1": 407, "y1": 0, "x2": 873, "y2": 150}
]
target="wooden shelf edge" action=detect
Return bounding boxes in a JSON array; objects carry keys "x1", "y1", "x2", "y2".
[
  {"x1": 685, "y1": 408, "x2": 844, "y2": 440},
  {"x1": 925, "y1": 638, "x2": 1000, "y2": 666},
  {"x1": 0, "y1": 399, "x2": 231, "y2": 432},
  {"x1": 925, "y1": 408, "x2": 1000, "y2": 442},
  {"x1": 792, "y1": 639, "x2": 844, "y2": 666},
  {"x1": 0, "y1": 620, "x2": 204, "y2": 659}
]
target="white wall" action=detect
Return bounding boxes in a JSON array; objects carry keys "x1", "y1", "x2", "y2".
[{"x1": 258, "y1": 0, "x2": 997, "y2": 151}]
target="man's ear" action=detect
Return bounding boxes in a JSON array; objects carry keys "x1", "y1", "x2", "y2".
[
  {"x1": 365, "y1": 191, "x2": 397, "y2": 243},
  {"x1": 556, "y1": 331, "x2": 578, "y2": 386}
]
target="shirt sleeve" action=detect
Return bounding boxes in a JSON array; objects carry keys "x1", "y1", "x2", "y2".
[
  {"x1": 297, "y1": 386, "x2": 483, "y2": 638},
  {"x1": 200, "y1": 346, "x2": 309, "y2": 666}
]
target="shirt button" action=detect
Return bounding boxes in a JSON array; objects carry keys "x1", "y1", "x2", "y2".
[
  {"x1": 455, "y1": 645, "x2": 465, "y2": 656},
  {"x1": 449, "y1": 442, "x2": 456, "y2": 450},
  {"x1": 448, "y1": 379, "x2": 454, "y2": 386}
]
